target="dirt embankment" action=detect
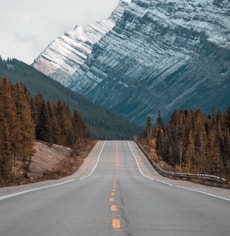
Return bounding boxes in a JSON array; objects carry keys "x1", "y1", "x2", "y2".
[
  {"x1": 2, "y1": 139, "x2": 96, "y2": 186},
  {"x1": 28, "y1": 142, "x2": 72, "y2": 180},
  {"x1": 28, "y1": 139, "x2": 96, "y2": 182}
]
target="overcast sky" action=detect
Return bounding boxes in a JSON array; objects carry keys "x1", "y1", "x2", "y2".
[{"x1": 0, "y1": 0, "x2": 130, "y2": 64}]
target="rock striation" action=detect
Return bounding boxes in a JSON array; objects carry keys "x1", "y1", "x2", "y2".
[
  {"x1": 33, "y1": 0, "x2": 129, "y2": 85},
  {"x1": 33, "y1": 0, "x2": 230, "y2": 124}
]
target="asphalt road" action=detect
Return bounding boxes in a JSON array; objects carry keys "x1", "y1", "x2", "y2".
[{"x1": 0, "y1": 141, "x2": 230, "y2": 236}]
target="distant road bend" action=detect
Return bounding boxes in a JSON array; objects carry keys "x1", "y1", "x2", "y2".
[{"x1": 0, "y1": 141, "x2": 230, "y2": 236}]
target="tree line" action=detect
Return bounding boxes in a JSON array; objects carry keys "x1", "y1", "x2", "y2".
[
  {"x1": 0, "y1": 57, "x2": 141, "y2": 140},
  {"x1": 0, "y1": 77, "x2": 89, "y2": 184},
  {"x1": 142, "y1": 108, "x2": 230, "y2": 181}
]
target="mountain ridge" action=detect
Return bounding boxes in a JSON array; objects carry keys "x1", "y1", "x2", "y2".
[
  {"x1": 33, "y1": 0, "x2": 129, "y2": 86},
  {"x1": 0, "y1": 57, "x2": 142, "y2": 139}
]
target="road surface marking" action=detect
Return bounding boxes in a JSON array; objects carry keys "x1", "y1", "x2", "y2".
[
  {"x1": 129, "y1": 142, "x2": 230, "y2": 202},
  {"x1": 110, "y1": 197, "x2": 115, "y2": 202},
  {"x1": 128, "y1": 142, "x2": 172, "y2": 186},
  {"x1": 109, "y1": 143, "x2": 121, "y2": 230},
  {"x1": 0, "y1": 141, "x2": 106, "y2": 201},
  {"x1": 80, "y1": 141, "x2": 106, "y2": 180},
  {"x1": 176, "y1": 186, "x2": 230, "y2": 202},
  {"x1": 0, "y1": 179, "x2": 76, "y2": 201},
  {"x1": 112, "y1": 218, "x2": 121, "y2": 229},
  {"x1": 111, "y1": 205, "x2": 118, "y2": 211}
]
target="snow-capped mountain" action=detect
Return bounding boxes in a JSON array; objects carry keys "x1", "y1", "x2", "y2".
[
  {"x1": 33, "y1": 0, "x2": 230, "y2": 124},
  {"x1": 33, "y1": 0, "x2": 129, "y2": 85}
]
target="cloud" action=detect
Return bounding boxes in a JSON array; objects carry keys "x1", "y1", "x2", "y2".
[{"x1": 0, "y1": 0, "x2": 127, "y2": 64}]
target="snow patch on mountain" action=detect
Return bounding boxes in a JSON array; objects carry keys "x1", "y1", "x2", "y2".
[
  {"x1": 67, "y1": 0, "x2": 230, "y2": 123},
  {"x1": 33, "y1": 0, "x2": 230, "y2": 124},
  {"x1": 33, "y1": 0, "x2": 129, "y2": 85}
]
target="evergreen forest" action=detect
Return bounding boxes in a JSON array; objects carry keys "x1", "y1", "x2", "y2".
[
  {"x1": 0, "y1": 57, "x2": 142, "y2": 140},
  {"x1": 0, "y1": 77, "x2": 89, "y2": 184},
  {"x1": 142, "y1": 108, "x2": 230, "y2": 182}
]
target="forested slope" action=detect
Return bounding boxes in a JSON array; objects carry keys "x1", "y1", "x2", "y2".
[
  {"x1": 141, "y1": 108, "x2": 230, "y2": 182},
  {"x1": 0, "y1": 78, "x2": 89, "y2": 185},
  {"x1": 0, "y1": 57, "x2": 142, "y2": 139}
]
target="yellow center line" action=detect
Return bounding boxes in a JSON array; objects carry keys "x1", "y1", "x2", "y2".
[
  {"x1": 112, "y1": 218, "x2": 121, "y2": 229},
  {"x1": 111, "y1": 205, "x2": 118, "y2": 211},
  {"x1": 110, "y1": 142, "x2": 121, "y2": 230},
  {"x1": 109, "y1": 197, "x2": 115, "y2": 202}
]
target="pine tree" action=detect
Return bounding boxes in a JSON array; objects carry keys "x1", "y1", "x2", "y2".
[
  {"x1": 226, "y1": 105, "x2": 230, "y2": 130},
  {"x1": 0, "y1": 119, "x2": 12, "y2": 183},
  {"x1": 193, "y1": 110, "x2": 207, "y2": 160},
  {"x1": 0, "y1": 86, "x2": 12, "y2": 183},
  {"x1": 73, "y1": 110, "x2": 89, "y2": 140},
  {"x1": 37, "y1": 100, "x2": 51, "y2": 142},
  {"x1": 146, "y1": 117, "x2": 154, "y2": 140},
  {"x1": 204, "y1": 130, "x2": 218, "y2": 174},
  {"x1": 12, "y1": 82, "x2": 35, "y2": 175},
  {"x1": 0, "y1": 77, "x2": 91, "y2": 183},
  {"x1": 0, "y1": 78, "x2": 18, "y2": 167},
  {"x1": 184, "y1": 130, "x2": 195, "y2": 173},
  {"x1": 156, "y1": 111, "x2": 164, "y2": 155},
  {"x1": 145, "y1": 106, "x2": 230, "y2": 179},
  {"x1": 222, "y1": 130, "x2": 230, "y2": 180}
]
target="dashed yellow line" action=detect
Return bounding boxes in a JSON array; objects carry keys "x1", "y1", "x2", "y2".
[
  {"x1": 111, "y1": 205, "x2": 118, "y2": 211},
  {"x1": 110, "y1": 197, "x2": 115, "y2": 202},
  {"x1": 110, "y1": 142, "x2": 121, "y2": 230},
  {"x1": 112, "y1": 218, "x2": 121, "y2": 229}
]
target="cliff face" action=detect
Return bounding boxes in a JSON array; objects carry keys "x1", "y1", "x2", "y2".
[
  {"x1": 34, "y1": 0, "x2": 230, "y2": 124},
  {"x1": 33, "y1": 1, "x2": 129, "y2": 85}
]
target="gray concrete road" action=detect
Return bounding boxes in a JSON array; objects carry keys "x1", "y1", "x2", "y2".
[{"x1": 0, "y1": 141, "x2": 230, "y2": 236}]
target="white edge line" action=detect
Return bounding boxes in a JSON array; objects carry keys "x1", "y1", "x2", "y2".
[
  {"x1": 128, "y1": 142, "x2": 172, "y2": 186},
  {"x1": 129, "y1": 142, "x2": 230, "y2": 202},
  {"x1": 0, "y1": 141, "x2": 106, "y2": 200},
  {"x1": 3, "y1": 141, "x2": 228, "y2": 202},
  {"x1": 175, "y1": 185, "x2": 230, "y2": 202},
  {"x1": 80, "y1": 141, "x2": 106, "y2": 180},
  {"x1": 128, "y1": 142, "x2": 153, "y2": 180},
  {"x1": 0, "y1": 179, "x2": 75, "y2": 201}
]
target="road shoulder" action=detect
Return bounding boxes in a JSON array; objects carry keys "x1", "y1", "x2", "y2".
[{"x1": 129, "y1": 141, "x2": 230, "y2": 201}]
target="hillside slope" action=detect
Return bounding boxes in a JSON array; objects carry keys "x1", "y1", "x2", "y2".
[{"x1": 0, "y1": 58, "x2": 142, "y2": 139}]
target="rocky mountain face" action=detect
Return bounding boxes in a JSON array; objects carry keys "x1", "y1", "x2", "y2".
[
  {"x1": 33, "y1": 1, "x2": 129, "y2": 85},
  {"x1": 33, "y1": 0, "x2": 230, "y2": 125}
]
